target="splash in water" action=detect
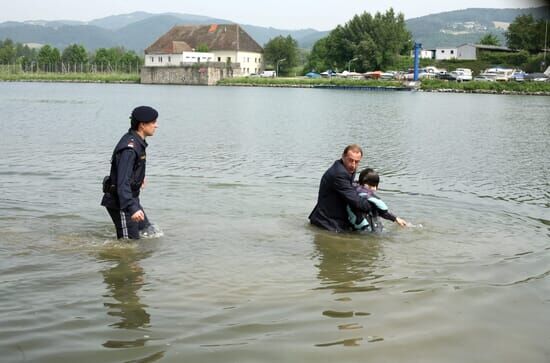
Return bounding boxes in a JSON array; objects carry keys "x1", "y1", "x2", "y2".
[{"x1": 139, "y1": 223, "x2": 164, "y2": 239}]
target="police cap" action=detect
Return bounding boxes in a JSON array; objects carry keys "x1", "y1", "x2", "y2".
[{"x1": 131, "y1": 106, "x2": 158, "y2": 123}]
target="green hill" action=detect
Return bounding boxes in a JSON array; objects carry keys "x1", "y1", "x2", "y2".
[{"x1": 0, "y1": 7, "x2": 547, "y2": 53}]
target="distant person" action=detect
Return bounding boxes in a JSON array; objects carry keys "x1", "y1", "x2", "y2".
[
  {"x1": 101, "y1": 106, "x2": 159, "y2": 239},
  {"x1": 309, "y1": 144, "x2": 372, "y2": 232},
  {"x1": 348, "y1": 168, "x2": 408, "y2": 232}
]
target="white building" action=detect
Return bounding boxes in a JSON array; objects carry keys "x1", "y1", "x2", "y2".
[
  {"x1": 410, "y1": 49, "x2": 436, "y2": 59},
  {"x1": 435, "y1": 47, "x2": 458, "y2": 60},
  {"x1": 144, "y1": 24, "x2": 263, "y2": 76},
  {"x1": 457, "y1": 43, "x2": 516, "y2": 60},
  {"x1": 145, "y1": 51, "x2": 215, "y2": 67}
]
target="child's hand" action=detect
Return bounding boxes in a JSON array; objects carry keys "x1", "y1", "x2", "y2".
[{"x1": 395, "y1": 217, "x2": 408, "y2": 227}]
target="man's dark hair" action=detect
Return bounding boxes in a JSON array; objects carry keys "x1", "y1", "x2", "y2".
[
  {"x1": 130, "y1": 116, "x2": 140, "y2": 130},
  {"x1": 342, "y1": 144, "x2": 363, "y2": 157},
  {"x1": 358, "y1": 168, "x2": 379, "y2": 187}
]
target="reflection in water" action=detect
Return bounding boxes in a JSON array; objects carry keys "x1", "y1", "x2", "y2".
[
  {"x1": 314, "y1": 232, "x2": 382, "y2": 294},
  {"x1": 98, "y1": 247, "x2": 153, "y2": 350},
  {"x1": 313, "y1": 232, "x2": 383, "y2": 347}
]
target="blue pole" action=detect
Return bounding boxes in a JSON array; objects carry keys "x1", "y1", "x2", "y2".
[{"x1": 414, "y1": 42, "x2": 422, "y2": 81}]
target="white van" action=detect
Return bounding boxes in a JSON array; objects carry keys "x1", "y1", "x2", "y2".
[
  {"x1": 450, "y1": 68, "x2": 472, "y2": 81},
  {"x1": 260, "y1": 70, "x2": 276, "y2": 78}
]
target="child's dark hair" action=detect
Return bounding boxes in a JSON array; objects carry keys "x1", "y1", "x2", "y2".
[{"x1": 358, "y1": 168, "x2": 379, "y2": 187}]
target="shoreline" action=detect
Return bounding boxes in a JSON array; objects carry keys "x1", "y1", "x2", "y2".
[
  {"x1": 0, "y1": 79, "x2": 139, "y2": 84},
  {"x1": 2, "y1": 77, "x2": 549, "y2": 96},
  {"x1": 218, "y1": 82, "x2": 550, "y2": 96}
]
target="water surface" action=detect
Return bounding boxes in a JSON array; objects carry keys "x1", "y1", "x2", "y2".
[{"x1": 1, "y1": 82, "x2": 549, "y2": 362}]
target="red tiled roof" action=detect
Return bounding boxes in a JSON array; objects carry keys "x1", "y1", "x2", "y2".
[{"x1": 145, "y1": 24, "x2": 263, "y2": 54}]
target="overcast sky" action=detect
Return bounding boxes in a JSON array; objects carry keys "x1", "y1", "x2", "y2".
[{"x1": 1, "y1": 0, "x2": 546, "y2": 30}]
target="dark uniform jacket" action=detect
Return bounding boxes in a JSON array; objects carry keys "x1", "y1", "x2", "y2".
[
  {"x1": 101, "y1": 130, "x2": 147, "y2": 216},
  {"x1": 309, "y1": 159, "x2": 371, "y2": 232}
]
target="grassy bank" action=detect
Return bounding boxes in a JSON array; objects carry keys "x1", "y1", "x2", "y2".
[
  {"x1": 219, "y1": 76, "x2": 550, "y2": 95},
  {"x1": 0, "y1": 72, "x2": 140, "y2": 83},
  {"x1": 420, "y1": 79, "x2": 550, "y2": 94},
  {"x1": 218, "y1": 77, "x2": 406, "y2": 88}
]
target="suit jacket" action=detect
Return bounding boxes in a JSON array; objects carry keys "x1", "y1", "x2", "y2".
[{"x1": 309, "y1": 159, "x2": 371, "y2": 232}]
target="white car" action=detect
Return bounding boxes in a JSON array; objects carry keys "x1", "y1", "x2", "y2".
[
  {"x1": 473, "y1": 75, "x2": 495, "y2": 82},
  {"x1": 260, "y1": 70, "x2": 276, "y2": 78},
  {"x1": 450, "y1": 68, "x2": 473, "y2": 82}
]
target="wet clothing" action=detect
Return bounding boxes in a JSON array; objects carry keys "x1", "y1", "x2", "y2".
[
  {"x1": 101, "y1": 129, "x2": 151, "y2": 239},
  {"x1": 347, "y1": 185, "x2": 397, "y2": 232},
  {"x1": 106, "y1": 206, "x2": 150, "y2": 239},
  {"x1": 309, "y1": 159, "x2": 371, "y2": 232}
]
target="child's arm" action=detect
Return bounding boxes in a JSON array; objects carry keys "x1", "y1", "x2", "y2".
[{"x1": 368, "y1": 195, "x2": 408, "y2": 227}]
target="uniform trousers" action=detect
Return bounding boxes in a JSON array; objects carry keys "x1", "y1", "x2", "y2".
[{"x1": 106, "y1": 206, "x2": 151, "y2": 239}]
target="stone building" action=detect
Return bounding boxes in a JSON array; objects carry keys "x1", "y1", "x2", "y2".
[{"x1": 141, "y1": 24, "x2": 263, "y2": 85}]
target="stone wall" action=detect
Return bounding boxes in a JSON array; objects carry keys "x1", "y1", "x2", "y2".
[{"x1": 141, "y1": 62, "x2": 241, "y2": 85}]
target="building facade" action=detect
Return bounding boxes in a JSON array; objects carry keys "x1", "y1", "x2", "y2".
[
  {"x1": 435, "y1": 47, "x2": 458, "y2": 60},
  {"x1": 457, "y1": 44, "x2": 516, "y2": 60},
  {"x1": 143, "y1": 24, "x2": 263, "y2": 82}
]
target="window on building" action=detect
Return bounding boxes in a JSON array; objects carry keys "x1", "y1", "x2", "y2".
[
  {"x1": 227, "y1": 57, "x2": 232, "y2": 62},
  {"x1": 159, "y1": 56, "x2": 163, "y2": 62},
  {"x1": 450, "y1": 50, "x2": 454, "y2": 54},
  {"x1": 151, "y1": 57, "x2": 154, "y2": 62},
  {"x1": 168, "y1": 56, "x2": 171, "y2": 62},
  {"x1": 441, "y1": 50, "x2": 445, "y2": 53},
  {"x1": 218, "y1": 57, "x2": 221, "y2": 62}
]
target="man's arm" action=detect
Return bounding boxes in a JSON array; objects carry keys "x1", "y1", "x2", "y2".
[
  {"x1": 333, "y1": 172, "x2": 371, "y2": 213},
  {"x1": 116, "y1": 149, "x2": 141, "y2": 216}
]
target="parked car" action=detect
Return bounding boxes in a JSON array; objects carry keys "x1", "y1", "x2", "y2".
[
  {"x1": 305, "y1": 72, "x2": 321, "y2": 79},
  {"x1": 320, "y1": 70, "x2": 337, "y2": 78},
  {"x1": 436, "y1": 71, "x2": 454, "y2": 80},
  {"x1": 527, "y1": 73, "x2": 550, "y2": 82},
  {"x1": 260, "y1": 70, "x2": 276, "y2": 78},
  {"x1": 494, "y1": 68, "x2": 515, "y2": 81},
  {"x1": 473, "y1": 75, "x2": 496, "y2": 82},
  {"x1": 510, "y1": 71, "x2": 526, "y2": 82},
  {"x1": 449, "y1": 68, "x2": 473, "y2": 81}
]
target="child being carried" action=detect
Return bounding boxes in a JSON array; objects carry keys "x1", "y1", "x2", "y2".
[{"x1": 348, "y1": 168, "x2": 408, "y2": 232}]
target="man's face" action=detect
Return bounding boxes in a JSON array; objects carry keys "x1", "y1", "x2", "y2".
[
  {"x1": 342, "y1": 150, "x2": 362, "y2": 174},
  {"x1": 141, "y1": 120, "x2": 158, "y2": 137}
]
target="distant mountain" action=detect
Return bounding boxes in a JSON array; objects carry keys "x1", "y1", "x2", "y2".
[
  {"x1": 407, "y1": 6, "x2": 549, "y2": 48},
  {"x1": 0, "y1": 23, "x2": 117, "y2": 50},
  {"x1": 0, "y1": 12, "x2": 324, "y2": 52},
  {"x1": 238, "y1": 25, "x2": 328, "y2": 47},
  {"x1": 88, "y1": 12, "x2": 155, "y2": 30},
  {"x1": 0, "y1": 7, "x2": 547, "y2": 53},
  {"x1": 116, "y1": 15, "x2": 202, "y2": 52}
]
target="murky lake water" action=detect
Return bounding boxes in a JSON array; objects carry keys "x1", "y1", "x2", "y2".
[{"x1": 1, "y1": 82, "x2": 549, "y2": 362}]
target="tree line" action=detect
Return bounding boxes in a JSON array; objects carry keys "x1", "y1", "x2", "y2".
[
  {"x1": 0, "y1": 40, "x2": 143, "y2": 73},
  {"x1": 263, "y1": 10, "x2": 548, "y2": 75}
]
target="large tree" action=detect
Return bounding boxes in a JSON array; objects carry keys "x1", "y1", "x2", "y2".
[
  {"x1": 307, "y1": 8, "x2": 412, "y2": 72},
  {"x1": 92, "y1": 47, "x2": 142, "y2": 72},
  {"x1": 263, "y1": 35, "x2": 299, "y2": 76},
  {"x1": 37, "y1": 45, "x2": 61, "y2": 70},
  {"x1": 479, "y1": 33, "x2": 501, "y2": 46},
  {"x1": 0, "y1": 39, "x2": 17, "y2": 63},
  {"x1": 304, "y1": 37, "x2": 331, "y2": 72},
  {"x1": 506, "y1": 14, "x2": 546, "y2": 53},
  {"x1": 62, "y1": 44, "x2": 88, "y2": 64}
]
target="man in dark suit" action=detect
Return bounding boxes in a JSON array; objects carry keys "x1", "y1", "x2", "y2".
[{"x1": 309, "y1": 144, "x2": 371, "y2": 232}]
